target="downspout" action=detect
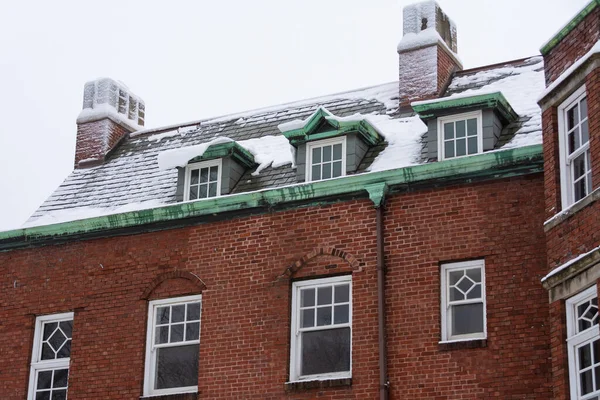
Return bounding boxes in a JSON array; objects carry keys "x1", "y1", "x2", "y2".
[{"x1": 366, "y1": 183, "x2": 389, "y2": 400}]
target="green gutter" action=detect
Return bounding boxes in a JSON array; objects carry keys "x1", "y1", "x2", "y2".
[
  {"x1": 540, "y1": 1, "x2": 598, "y2": 55},
  {"x1": 189, "y1": 142, "x2": 256, "y2": 169},
  {"x1": 411, "y1": 92, "x2": 519, "y2": 123},
  {"x1": 0, "y1": 145, "x2": 543, "y2": 250}
]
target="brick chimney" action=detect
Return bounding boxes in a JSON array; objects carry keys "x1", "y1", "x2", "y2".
[
  {"x1": 397, "y1": 1, "x2": 462, "y2": 107},
  {"x1": 75, "y1": 78, "x2": 145, "y2": 168}
]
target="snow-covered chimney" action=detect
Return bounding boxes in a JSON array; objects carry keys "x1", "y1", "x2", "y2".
[
  {"x1": 397, "y1": 1, "x2": 462, "y2": 107},
  {"x1": 75, "y1": 78, "x2": 145, "y2": 168}
]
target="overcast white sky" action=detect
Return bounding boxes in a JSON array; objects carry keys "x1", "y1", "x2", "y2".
[{"x1": 0, "y1": 0, "x2": 589, "y2": 231}]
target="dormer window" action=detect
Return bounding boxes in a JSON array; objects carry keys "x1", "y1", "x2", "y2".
[
  {"x1": 438, "y1": 111, "x2": 482, "y2": 160},
  {"x1": 185, "y1": 159, "x2": 222, "y2": 200},
  {"x1": 307, "y1": 137, "x2": 346, "y2": 181}
]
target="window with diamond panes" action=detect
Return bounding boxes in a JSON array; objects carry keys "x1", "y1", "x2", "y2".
[
  {"x1": 185, "y1": 160, "x2": 220, "y2": 200},
  {"x1": 561, "y1": 87, "x2": 591, "y2": 206},
  {"x1": 28, "y1": 313, "x2": 73, "y2": 400},
  {"x1": 290, "y1": 275, "x2": 351, "y2": 381},
  {"x1": 567, "y1": 287, "x2": 600, "y2": 400},
  {"x1": 441, "y1": 260, "x2": 486, "y2": 341},
  {"x1": 144, "y1": 296, "x2": 202, "y2": 396},
  {"x1": 307, "y1": 138, "x2": 345, "y2": 181},
  {"x1": 438, "y1": 112, "x2": 482, "y2": 160}
]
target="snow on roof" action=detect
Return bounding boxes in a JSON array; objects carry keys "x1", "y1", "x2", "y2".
[
  {"x1": 538, "y1": 40, "x2": 600, "y2": 101},
  {"x1": 27, "y1": 57, "x2": 546, "y2": 228},
  {"x1": 541, "y1": 245, "x2": 600, "y2": 282}
]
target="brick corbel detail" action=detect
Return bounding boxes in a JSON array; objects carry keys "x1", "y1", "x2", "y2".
[
  {"x1": 279, "y1": 247, "x2": 363, "y2": 279},
  {"x1": 141, "y1": 270, "x2": 207, "y2": 300}
]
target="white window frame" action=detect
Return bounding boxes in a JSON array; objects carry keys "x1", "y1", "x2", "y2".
[
  {"x1": 567, "y1": 285, "x2": 600, "y2": 400},
  {"x1": 558, "y1": 85, "x2": 591, "y2": 209},
  {"x1": 306, "y1": 137, "x2": 347, "y2": 182},
  {"x1": 184, "y1": 159, "x2": 222, "y2": 201},
  {"x1": 144, "y1": 295, "x2": 202, "y2": 397},
  {"x1": 440, "y1": 259, "x2": 487, "y2": 342},
  {"x1": 27, "y1": 312, "x2": 74, "y2": 400},
  {"x1": 289, "y1": 275, "x2": 352, "y2": 382},
  {"x1": 437, "y1": 111, "x2": 483, "y2": 161}
]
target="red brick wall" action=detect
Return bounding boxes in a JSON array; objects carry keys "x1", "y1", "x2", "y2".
[
  {"x1": 437, "y1": 45, "x2": 460, "y2": 96},
  {"x1": 543, "y1": 6, "x2": 600, "y2": 86},
  {"x1": 0, "y1": 175, "x2": 550, "y2": 399},
  {"x1": 75, "y1": 119, "x2": 129, "y2": 166}
]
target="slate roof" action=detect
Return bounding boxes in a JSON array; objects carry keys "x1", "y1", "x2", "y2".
[{"x1": 28, "y1": 56, "x2": 545, "y2": 226}]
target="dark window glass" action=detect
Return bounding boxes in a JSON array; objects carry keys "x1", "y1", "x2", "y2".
[
  {"x1": 467, "y1": 137, "x2": 478, "y2": 154},
  {"x1": 312, "y1": 147, "x2": 321, "y2": 164},
  {"x1": 456, "y1": 138, "x2": 466, "y2": 157},
  {"x1": 332, "y1": 144, "x2": 342, "y2": 160},
  {"x1": 444, "y1": 123, "x2": 454, "y2": 140},
  {"x1": 301, "y1": 309, "x2": 315, "y2": 328},
  {"x1": 334, "y1": 305, "x2": 349, "y2": 324},
  {"x1": 322, "y1": 145, "x2": 332, "y2": 162},
  {"x1": 334, "y1": 285, "x2": 349, "y2": 303},
  {"x1": 156, "y1": 345, "x2": 199, "y2": 389},
  {"x1": 322, "y1": 164, "x2": 331, "y2": 179},
  {"x1": 316, "y1": 307, "x2": 332, "y2": 326},
  {"x1": 317, "y1": 287, "x2": 332, "y2": 305},
  {"x1": 444, "y1": 141, "x2": 454, "y2": 158},
  {"x1": 332, "y1": 161, "x2": 342, "y2": 178},
  {"x1": 301, "y1": 328, "x2": 350, "y2": 376},
  {"x1": 312, "y1": 165, "x2": 321, "y2": 181},
  {"x1": 187, "y1": 303, "x2": 201, "y2": 321},
  {"x1": 456, "y1": 120, "x2": 466, "y2": 138},
  {"x1": 467, "y1": 118, "x2": 477, "y2": 136},
  {"x1": 301, "y1": 289, "x2": 315, "y2": 307},
  {"x1": 452, "y1": 303, "x2": 483, "y2": 335},
  {"x1": 185, "y1": 322, "x2": 200, "y2": 341},
  {"x1": 37, "y1": 371, "x2": 52, "y2": 390}
]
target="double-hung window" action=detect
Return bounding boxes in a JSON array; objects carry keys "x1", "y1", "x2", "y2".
[
  {"x1": 28, "y1": 312, "x2": 74, "y2": 400},
  {"x1": 438, "y1": 111, "x2": 483, "y2": 160},
  {"x1": 441, "y1": 260, "x2": 486, "y2": 342},
  {"x1": 290, "y1": 275, "x2": 352, "y2": 381},
  {"x1": 144, "y1": 295, "x2": 202, "y2": 396},
  {"x1": 184, "y1": 160, "x2": 221, "y2": 200},
  {"x1": 306, "y1": 137, "x2": 346, "y2": 181},
  {"x1": 567, "y1": 286, "x2": 600, "y2": 400},
  {"x1": 559, "y1": 86, "x2": 592, "y2": 207}
]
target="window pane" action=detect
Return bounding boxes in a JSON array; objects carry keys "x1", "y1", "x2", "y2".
[
  {"x1": 332, "y1": 144, "x2": 342, "y2": 160},
  {"x1": 51, "y1": 390, "x2": 67, "y2": 400},
  {"x1": 456, "y1": 120, "x2": 466, "y2": 138},
  {"x1": 334, "y1": 304, "x2": 349, "y2": 324},
  {"x1": 156, "y1": 344, "x2": 199, "y2": 389},
  {"x1": 466, "y1": 268, "x2": 481, "y2": 283},
  {"x1": 449, "y1": 287, "x2": 463, "y2": 301},
  {"x1": 35, "y1": 392, "x2": 50, "y2": 400},
  {"x1": 172, "y1": 305, "x2": 185, "y2": 323},
  {"x1": 199, "y1": 185, "x2": 208, "y2": 199},
  {"x1": 156, "y1": 326, "x2": 169, "y2": 344},
  {"x1": 56, "y1": 341, "x2": 71, "y2": 359},
  {"x1": 322, "y1": 145, "x2": 332, "y2": 162},
  {"x1": 456, "y1": 138, "x2": 466, "y2": 157},
  {"x1": 581, "y1": 97, "x2": 588, "y2": 119},
  {"x1": 41, "y1": 343, "x2": 55, "y2": 360},
  {"x1": 185, "y1": 322, "x2": 200, "y2": 341},
  {"x1": 301, "y1": 309, "x2": 315, "y2": 328},
  {"x1": 43, "y1": 323, "x2": 57, "y2": 341},
  {"x1": 157, "y1": 307, "x2": 170, "y2": 324},
  {"x1": 200, "y1": 168, "x2": 208, "y2": 183},
  {"x1": 581, "y1": 369, "x2": 594, "y2": 395},
  {"x1": 444, "y1": 141, "x2": 454, "y2": 158},
  {"x1": 444, "y1": 123, "x2": 454, "y2": 140},
  {"x1": 318, "y1": 287, "x2": 332, "y2": 305},
  {"x1": 59, "y1": 321, "x2": 72, "y2": 339},
  {"x1": 467, "y1": 137, "x2": 478, "y2": 154},
  {"x1": 301, "y1": 288, "x2": 315, "y2": 307},
  {"x1": 457, "y1": 276, "x2": 474, "y2": 293},
  {"x1": 568, "y1": 104, "x2": 578, "y2": 130},
  {"x1": 452, "y1": 303, "x2": 483, "y2": 336},
  {"x1": 37, "y1": 370, "x2": 53, "y2": 389},
  {"x1": 187, "y1": 303, "x2": 201, "y2": 321},
  {"x1": 190, "y1": 169, "x2": 199, "y2": 185},
  {"x1": 580, "y1": 343, "x2": 592, "y2": 369},
  {"x1": 582, "y1": 120, "x2": 589, "y2": 144},
  {"x1": 322, "y1": 164, "x2": 332, "y2": 179},
  {"x1": 569, "y1": 128, "x2": 580, "y2": 154},
  {"x1": 467, "y1": 118, "x2": 477, "y2": 136},
  {"x1": 311, "y1": 165, "x2": 321, "y2": 181},
  {"x1": 467, "y1": 284, "x2": 482, "y2": 300},
  {"x1": 209, "y1": 166, "x2": 218, "y2": 181},
  {"x1": 334, "y1": 284, "x2": 349, "y2": 303},
  {"x1": 312, "y1": 147, "x2": 321, "y2": 164},
  {"x1": 53, "y1": 369, "x2": 68, "y2": 388},
  {"x1": 317, "y1": 306, "x2": 332, "y2": 326},
  {"x1": 449, "y1": 270, "x2": 463, "y2": 285},
  {"x1": 171, "y1": 324, "x2": 184, "y2": 343},
  {"x1": 332, "y1": 161, "x2": 342, "y2": 178},
  {"x1": 301, "y1": 328, "x2": 350, "y2": 376},
  {"x1": 208, "y1": 183, "x2": 218, "y2": 197}
]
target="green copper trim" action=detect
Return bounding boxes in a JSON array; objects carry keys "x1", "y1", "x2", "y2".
[
  {"x1": 188, "y1": 142, "x2": 256, "y2": 169},
  {"x1": 281, "y1": 108, "x2": 383, "y2": 147},
  {"x1": 0, "y1": 145, "x2": 543, "y2": 249},
  {"x1": 412, "y1": 92, "x2": 519, "y2": 123},
  {"x1": 540, "y1": 1, "x2": 598, "y2": 55},
  {"x1": 365, "y1": 183, "x2": 388, "y2": 208}
]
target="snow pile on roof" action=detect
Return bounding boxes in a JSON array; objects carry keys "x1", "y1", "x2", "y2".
[
  {"x1": 538, "y1": 40, "x2": 600, "y2": 101},
  {"x1": 367, "y1": 115, "x2": 427, "y2": 171},
  {"x1": 238, "y1": 135, "x2": 293, "y2": 175},
  {"x1": 541, "y1": 244, "x2": 600, "y2": 282},
  {"x1": 397, "y1": 28, "x2": 460, "y2": 65},
  {"x1": 277, "y1": 106, "x2": 332, "y2": 132},
  {"x1": 157, "y1": 137, "x2": 233, "y2": 170},
  {"x1": 23, "y1": 200, "x2": 165, "y2": 228},
  {"x1": 77, "y1": 103, "x2": 143, "y2": 131},
  {"x1": 149, "y1": 125, "x2": 199, "y2": 142},
  {"x1": 402, "y1": 0, "x2": 438, "y2": 34}
]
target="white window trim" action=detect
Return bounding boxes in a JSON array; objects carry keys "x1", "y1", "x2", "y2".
[
  {"x1": 437, "y1": 110, "x2": 483, "y2": 161},
  {"x1": 440, "y1": 259, "x2": 487, "y2": 343},
  {"x1": 183, "y1": 159, "x2": 222, "y2": 201},
  {"x1": 305, "y1": 137, "x2": 347, "y2": 182},
  {"x1": 566, "y1": 285, "x2": 600, "y2": 400},
  {"x1": 289, "y1": 275, "x2": 352, "y2": 382},
  {"x1": 558, "y1": 85, "x2": 590, "y2": 209},
  {"x1": 28, "y1": 312, "x2": 74, "y2": 400},
  {"x1": 143, "y1": 294, "x2": 202, "y2": 397}
]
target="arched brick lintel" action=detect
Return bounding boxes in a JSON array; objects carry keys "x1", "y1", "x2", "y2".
[
  {"x1": 141, "y1": 270, "x2": 207, "y2": 300},
  {"x1": 282, "y1": 247, "x2": 363, "y2": 279}
]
